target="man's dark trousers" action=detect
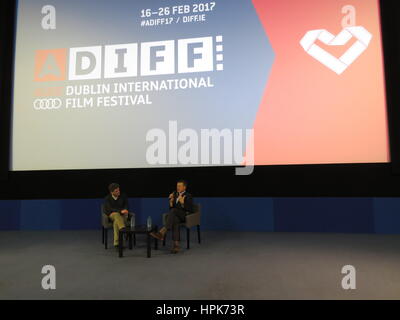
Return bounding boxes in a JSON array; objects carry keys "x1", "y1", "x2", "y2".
[{"x1": 166, "y1": 208, "x2": 187, "y2": 241}]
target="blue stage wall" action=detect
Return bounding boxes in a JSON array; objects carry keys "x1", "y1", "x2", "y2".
[{"x1": 0, "y1": 198, "x2": 400, "y2": 234}]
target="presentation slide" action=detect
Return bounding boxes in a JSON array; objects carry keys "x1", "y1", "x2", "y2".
[{"x1": 12, "y1": 0, "x2": 389, "y2": 171}]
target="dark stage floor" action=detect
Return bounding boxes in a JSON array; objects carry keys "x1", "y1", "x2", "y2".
[{"x1": 1, "y1": 230, "x2": 400, "y2": 299}]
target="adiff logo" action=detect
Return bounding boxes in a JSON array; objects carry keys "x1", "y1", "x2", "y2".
[{"x1": 33, "y1": 36, "x2": 224, "y2": 82}]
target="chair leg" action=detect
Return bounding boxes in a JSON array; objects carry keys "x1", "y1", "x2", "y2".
[
  {"x1": 163, "y1": 234, "x2": 166, "y2": 247},
  {"x1": 102, "y1": 227, "x2": 104, "y2": 244},
  {"x1": 105, "y1": 228, "x2": 108, "y2": 249},
  {"x1": 186, "y1": 228, "x2": 190, "y2": 249},
  {"x1": 197, "y1": 225, "x2": 201, "y2": 244}
]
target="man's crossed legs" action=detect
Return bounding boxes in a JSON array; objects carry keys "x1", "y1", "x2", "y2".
[
  {"x1": 109, "y1": 212, "x2": 128, "y2": 247},
  {"x1": 150, "y1": 208, "x2": 186, "y2": 253}
]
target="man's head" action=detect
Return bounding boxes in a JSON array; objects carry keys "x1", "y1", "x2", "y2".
[
  {"x1": 108, "y1": 183, "x2": 120, "y2": 198},
  {"x1": 176, "y1": 180, "x2": 187, "y2": 193}
]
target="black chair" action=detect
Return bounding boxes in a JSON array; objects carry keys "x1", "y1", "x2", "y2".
[
  {"x1": 162, "y1": 203, "x2": 201, "y2": 249},
  {"x1": 101, "y1": 204, "x2": 134, "y2": 249}
]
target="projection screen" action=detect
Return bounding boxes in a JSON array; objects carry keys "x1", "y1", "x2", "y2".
[{"x1": 12, "y1": 0, "x2": 389, "y2": 170}]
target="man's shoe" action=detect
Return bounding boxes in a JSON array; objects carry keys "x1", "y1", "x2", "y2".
[
  {"x1": 170, "y1": 246, "x2": 181, "y2": 254},
  {"x1": 150, "y1": 232, "x2": 164, "y2": 241}
]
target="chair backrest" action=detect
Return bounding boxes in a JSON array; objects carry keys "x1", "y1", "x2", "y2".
[
  {"x1": 184, "y1": 203, "x2": 201, "y2": 227},
  {"x1": 101, "y1": 203, "x2": 113, "y2": 227},
  {"x1": 193, "y1": 203, "x2": 201, "y2": 215}
]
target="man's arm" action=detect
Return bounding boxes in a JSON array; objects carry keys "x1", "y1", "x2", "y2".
[
  {"x1": 169, "y1": 192, "x2": 176, "y2": 209},
  {"x1": 183, "y1": 194, "x2": 194, "y2": 213},
  {"x1": 103, "y1": 197, "x2": 114, "y2": 216},
  {"x1": 121, "y1": 194, "x2": 129, "y2": 214}
]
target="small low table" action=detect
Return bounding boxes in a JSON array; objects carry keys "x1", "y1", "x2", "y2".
[{"x1": 118, "y1": 225, "x2": 158, "y2": 258}]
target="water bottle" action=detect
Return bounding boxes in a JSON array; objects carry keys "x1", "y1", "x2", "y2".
[
  {"x1": 130, "y1": 214, "x2": 135, "y2": 229},
  {"x1": 147, "y1": 216, "x2": 152, "y2": 230}
]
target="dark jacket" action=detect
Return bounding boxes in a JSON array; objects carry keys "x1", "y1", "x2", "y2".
[
  {"x1": 169, "y1": 191, "x2": 194, "y2": 213},
  {"x1": 103, "y1": 193, "x2": 129, "y2": 216}
]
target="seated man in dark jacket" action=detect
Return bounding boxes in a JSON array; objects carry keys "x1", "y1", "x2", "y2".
[
  {"x1": 103, "y1": 183, "x2": 129, "y2": 248},
  {"x1": 150, "y1": 180, "x2": 193, "y2": 253}
]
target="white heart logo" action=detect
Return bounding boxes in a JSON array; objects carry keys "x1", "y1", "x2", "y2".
[{"x1": 300, "y1": 26, "x2": 372, "y2": 75}]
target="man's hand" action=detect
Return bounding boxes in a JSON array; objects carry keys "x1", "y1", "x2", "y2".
[
  {"x1": 121, "y1": 209, "x2": 129, "y2": 215},
  {"x1": 178, "y1": 194, "x2": 185, "y2": 205},
  {"x1": 169, "y1": 192, "x2": 175, "y2": 206}
]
